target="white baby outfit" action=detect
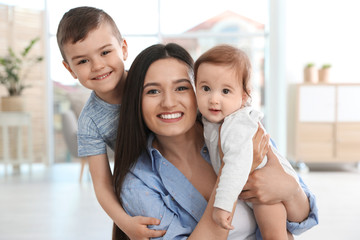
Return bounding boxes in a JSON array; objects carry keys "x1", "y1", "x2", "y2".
[{"x1": 203, "y1": 106, "x2": 299, "y2": 212}]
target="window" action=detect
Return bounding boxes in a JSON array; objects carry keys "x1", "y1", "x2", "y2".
[{"x1": 47, "y1": 0, "x2": 268, "y2": 162}]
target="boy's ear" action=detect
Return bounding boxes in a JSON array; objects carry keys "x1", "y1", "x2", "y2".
[
  {"x1": 121, "y1": 39, "x2": 128, "y2": 61},
  {"x1": 62, "y1": 60, "x2": 77, "y2": 79}
]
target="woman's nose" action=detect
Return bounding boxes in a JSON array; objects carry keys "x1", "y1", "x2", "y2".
[{"x1": 161, "y1": 91, "x2": 176, "y2": 108}]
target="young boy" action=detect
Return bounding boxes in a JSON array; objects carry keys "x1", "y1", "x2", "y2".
[
  {"x1": 56, "y1": 6, "x2": 165, "y2": 239},
  {"x1": 194, "y1": 45, "x2": 300, "y2": 239}
]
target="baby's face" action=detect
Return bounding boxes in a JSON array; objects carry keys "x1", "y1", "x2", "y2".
[{"x1": 195, "y1": 63, "x2": 247, "y2": 123}]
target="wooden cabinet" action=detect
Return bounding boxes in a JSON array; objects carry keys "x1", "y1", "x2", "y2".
[{"x1": 291, "y1": 83, "x2": 360, "y2": 163}]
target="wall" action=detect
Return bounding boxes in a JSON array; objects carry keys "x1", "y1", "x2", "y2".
[
  {"x1": 286, "y1": 0, "x2": 360, "y2": 84},
  {"x1": 0, "y1": 4, "x2": 47, "y2": 163},
  {"x1": 285, "y1": 0, "x2": 360, "y2": 158}
]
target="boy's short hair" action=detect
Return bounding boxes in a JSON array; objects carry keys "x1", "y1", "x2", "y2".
[
  {"x1": 194, "y1": 44, "x2": 252, "y2": 98},
  {"x1": 57, "y1": 6, "x2": 123, "y2": 63}
]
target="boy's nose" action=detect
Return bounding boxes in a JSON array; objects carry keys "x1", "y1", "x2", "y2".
[{"x1": 92, "y1": 59, "x2": 105, "y2": 72}]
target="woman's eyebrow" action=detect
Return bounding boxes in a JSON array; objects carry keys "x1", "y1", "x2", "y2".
[
  {"x1": 143, "y1": 79, "x2": 191, "y2": 88},
  {"x1": 143, "y1": 82, "x2": 160, "y2": 89},
  {"x1": 174, "y1": 79, "x2": 191, "y2": 84}
]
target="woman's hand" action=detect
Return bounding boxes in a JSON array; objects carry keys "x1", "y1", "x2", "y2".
[
  {"x1": 240, "y1": 147, "x2": 299, "y2": 205},
  {"x1": 124, "y1": 216, "x2": 166, "y2": 240},
  {"x1": 251, "y1": 123, "x2": 270, "y2": 172}
]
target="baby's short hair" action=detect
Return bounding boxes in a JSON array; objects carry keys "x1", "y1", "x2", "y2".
[{"x1": 194, "y1": 44, "x2": 252, "y2": 98}]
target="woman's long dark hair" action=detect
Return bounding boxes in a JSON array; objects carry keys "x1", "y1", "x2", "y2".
[{"x1": 112, "y1": 43, "x2": 194, "y2": 240}]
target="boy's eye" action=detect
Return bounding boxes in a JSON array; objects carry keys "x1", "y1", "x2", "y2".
[
  {"x1": 222, "y1": 89, "x2": 230, "y2": 94},
  {"x1": 202, "y1": 86, "x2": 210, "y2": 92},
  {"x1": 102, "y1": 50, "x2": 110, "y2": 56},
  {"x1": 78, "y1": 59, "x2": 88, "y2": 65},
  {"x1": 176, "y1": 86, "x2": 189, "y2": 91}
]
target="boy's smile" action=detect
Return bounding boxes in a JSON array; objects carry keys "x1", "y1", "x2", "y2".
[{"x1": 92, "y1": 72, "x2": 112, "y2": 81}]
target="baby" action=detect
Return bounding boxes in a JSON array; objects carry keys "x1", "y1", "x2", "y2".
[{"x1": 194, "y1": 44, "x2": 299, "y2": 239}]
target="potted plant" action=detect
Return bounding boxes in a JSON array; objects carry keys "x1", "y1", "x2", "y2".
[
  {"x1": 0, "y1": 37, "x2": 43, "y2": 111},
  {"x1": 318, "y1": 64, "x2": 331, "y2": 83},
  {"x1": 303, "y1": 62, "x2": 318, "y2": 83}
]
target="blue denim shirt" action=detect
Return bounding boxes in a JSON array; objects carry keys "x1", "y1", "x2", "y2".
[{"x1": 121, "y1": 134, "x2": 318, "y2": 239}]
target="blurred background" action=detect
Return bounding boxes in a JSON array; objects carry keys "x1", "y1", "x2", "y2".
[{"x1": 0, "y1": 0, "x2": 359, "y2": 239}]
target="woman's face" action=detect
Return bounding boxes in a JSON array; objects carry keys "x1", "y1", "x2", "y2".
[{"x1": 142, "y1": 58, "x2": 197, "y2": 138}]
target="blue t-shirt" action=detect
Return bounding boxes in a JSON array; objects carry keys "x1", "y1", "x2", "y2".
[
  {"x1": 121, "y1": 134, "x2": 319, "y2": 239},
  {"x1": 77, "y1": 91, "x2": 120, "y2": 157}
]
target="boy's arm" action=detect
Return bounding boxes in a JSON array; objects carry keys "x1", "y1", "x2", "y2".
[{"x1": 87, "y1": 154, "x2": 166, "y2": 239}]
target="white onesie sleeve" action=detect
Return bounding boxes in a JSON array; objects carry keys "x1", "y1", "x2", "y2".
[{"x1": 213, "y1": 107, "x2": 262, "y2": 212}]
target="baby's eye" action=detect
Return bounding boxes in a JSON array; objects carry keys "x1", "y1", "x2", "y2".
[
  {"x1": 146, "y1": 89, "x2": 159, "y2": 95},
  {"x1": 222, "y1": 89, "x2": 230, "y2": 94},
  {"x1": 202, "y1": 86, "x2": 210, "y2": 92},
  {"x1": 78, "y1": 59, "x2": 88, "y2": 65},
  {"x1": 176, "y1": 86, "x2": 189, "y2": 91}
]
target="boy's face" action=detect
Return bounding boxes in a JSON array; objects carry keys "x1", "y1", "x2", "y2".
[
  {"x1": 195, "y1": 63, "x2": 248, "y2": 123},
  {"x1": 62, "y1": 22, "x2": 128, "y2": 100}
]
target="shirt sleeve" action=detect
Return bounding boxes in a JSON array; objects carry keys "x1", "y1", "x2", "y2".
[
  {"x1": 286, "y1": 175, "x2": 319, "y2": 235},
  {"x1": 77, "y1": 113, "x2": 107, "y2": 157},
  {"x1": 121, "y1": 173, "x2": 194, "y2": 240}
]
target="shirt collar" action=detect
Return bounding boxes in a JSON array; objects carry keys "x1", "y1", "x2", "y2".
[
  {"x1": 144, "y1": 133, "x2": 209, "y2": 222},
  {"x1": 146, "y1": 133, "x2": 161, "y2": 172}
]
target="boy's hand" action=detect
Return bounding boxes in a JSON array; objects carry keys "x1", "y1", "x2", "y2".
[
  {"x1": 212, "y1": 207, "x2": 234, "y2": 230},
  {"x1": 124, "y1": 216, "x2": 166, "y2": 240}
]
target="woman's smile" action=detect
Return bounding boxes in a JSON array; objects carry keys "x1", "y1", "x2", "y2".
[{"x1": 158, "y1": 112, "x2": 184, "y2": 121}]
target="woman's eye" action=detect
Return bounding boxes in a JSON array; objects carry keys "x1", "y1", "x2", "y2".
[
  {"x1": 202, "y1": 86, "x2": 210, "y2": 91},
  {"x1": 222, "y1": 89, "x2": 230, "y2": 94},
  {"x1": 176, "y1": 86, "x2": 189, "y2": 91},
  {"x1": 146, "y1": 89, "x2": 159, "y2": 94}
]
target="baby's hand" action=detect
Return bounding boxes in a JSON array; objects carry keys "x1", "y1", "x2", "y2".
[
  {"x1": 125, "y1": 216, "x2": 166, "y2": 240},
  {"x1": 212, "y1": 207, "x2": 234, "y2": 230}
]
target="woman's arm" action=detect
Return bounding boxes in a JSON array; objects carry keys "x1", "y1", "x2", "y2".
[
  {"x1": 122, "y1": 170, "x2": 230, "y2": 240},
  {"x1": 239, "y1": 149, "x2": 319, "y2": 234},
  {"x1": 244, "y1": 148, "x2": 309, "y2": 221}
]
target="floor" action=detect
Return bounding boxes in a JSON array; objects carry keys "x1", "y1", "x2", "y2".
[{"x1": 0, "y1": 162, "x2": 360, "y2": 240}]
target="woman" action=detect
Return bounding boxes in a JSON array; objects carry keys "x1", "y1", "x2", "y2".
[{"x1": 113, "y1": 43, "x2": 318, "y2": 239}]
